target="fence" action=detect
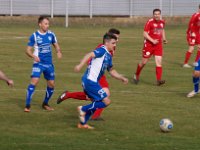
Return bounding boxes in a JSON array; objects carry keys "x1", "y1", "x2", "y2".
[{"x1": 0, "y1": 0, "x2": 199, "y2": 27}]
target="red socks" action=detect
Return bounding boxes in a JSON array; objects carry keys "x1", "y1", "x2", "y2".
[
  {"x1": 156, "y1": 66, "x2": 162, "y2": 81},
  {"x1": 184, "y1": 51, "x2": 192, "y2": 64},
  {"x1": 135, "y1": 64, "x2": 144, "y2": 79},
  {"x1": 195, "y1": 50, "x2": 200, "y2": 62},
  {"x1": 91, "y1": 108, "x2": 104, "y2": 119},
  {"x1": 67, "y1": 92, "x2": 88, "y2": 100}
]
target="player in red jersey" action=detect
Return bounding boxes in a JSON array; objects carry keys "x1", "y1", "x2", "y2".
[
  {"x1": 132, "y1": 8, "x2": 167, "y2": 86},
  {"x1": 57, "y1": 28, "x2": 120, "y2": 120},
  {"x1": 183, "y1": 4, "x2": 200, "y2": 68}
]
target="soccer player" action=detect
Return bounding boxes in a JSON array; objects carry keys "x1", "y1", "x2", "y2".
[
  {"x1": 0, "y1": 70, "x2": 14, "y2": 87},
  {"x1": 74, "y1": 33, "x2": 128, "y2": 129},
  {"x1": 57, "y1": 28, "x2": 120, "y2": 120},
  {"x1": 24, "y1": 16, "x2": 62, "y2": 112},
  {"x1": 183, "y1": 4, "x2": 200, "y2": 68},
  {"x1": 132, "y1": 9, "x2": 167, "y2": 86}
]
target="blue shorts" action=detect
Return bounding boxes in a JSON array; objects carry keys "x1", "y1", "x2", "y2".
[
  {"x1": 194, "y1": 60, "x2": 200, "y2": 71},
  {"x1": 82, "y1": 78, "x2": 107, "y2": 101},
  {"x1": 31, "y1": 63, "x2": 55, "y2": 80}
]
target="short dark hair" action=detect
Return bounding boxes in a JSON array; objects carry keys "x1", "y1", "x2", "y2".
[
  {"x1": 38, "y1": 16, "x2": 49, "y2": 24},
  {"x1": 108, "y1": 28, "x2": 120, "y2": 35},
  {"x1": 103, "y1": 33, "x2": 117, "y2": 44},
  {"x1": 153, "y1": 8, "x2": 161, "y2": 14}
]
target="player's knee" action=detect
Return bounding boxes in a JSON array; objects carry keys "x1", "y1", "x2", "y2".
[
  {"x1": 193, "y1": 71, "x2": 200, "y2": 77},
  {"x1": 47, "y1": 81, "x2": 55, "y2": 88},
  {"x1": 103, "y1": 98, "x2": 111, "y2": 106},
  {"x1": 103, "y1": 88, "x2": 110, "y2": 97}
]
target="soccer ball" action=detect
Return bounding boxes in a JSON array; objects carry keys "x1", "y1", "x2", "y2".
[{"x1": 159, "y1": 118, "x2": 173, "y2": 132}]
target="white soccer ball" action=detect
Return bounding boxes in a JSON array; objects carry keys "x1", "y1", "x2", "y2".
[{"x1": 159, "y1": 118, "x2": 173, "y2": 132}]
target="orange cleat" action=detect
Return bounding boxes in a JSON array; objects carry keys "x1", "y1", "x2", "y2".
[
  {"x1": 42, "y1": 104, "x2": 54, "y2": 111},
  {"x1": 24, "y1": 107, "x2": 30, "y2": 112}
]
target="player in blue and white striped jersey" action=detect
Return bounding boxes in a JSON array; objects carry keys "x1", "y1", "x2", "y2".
[
  {"x1": 74, "y1": 33, "x2": 128, "y2": 129},
  {"x1": 24, "y1": 16, "x2": 62, "y2": 112}
]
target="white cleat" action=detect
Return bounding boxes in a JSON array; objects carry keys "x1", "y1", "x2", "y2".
[
  {"x1": 182, "y1": 64, "x2": 192, "y2": 68},
  {"x1": 187, "y1": 90, "x2": 200, "y2": 98}
]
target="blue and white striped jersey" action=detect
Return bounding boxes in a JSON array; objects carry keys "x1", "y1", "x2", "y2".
[
  {"x1": 82, "y1": 46, "x2": 113, "y2": 83},
  {"x1": 27, "y1": 30, "x2": 57, "y2": 64}
]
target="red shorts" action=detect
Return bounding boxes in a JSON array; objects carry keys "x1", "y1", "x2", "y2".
[
  {"x1": 99, "y1": 75, "x2": 109, "y2": 88},
  {"x1": 142, "y1": 42, "x2": 163, "y2": 58},
  {"x1": 187, "y1": 32, "x2": 200, "y2": 46}
]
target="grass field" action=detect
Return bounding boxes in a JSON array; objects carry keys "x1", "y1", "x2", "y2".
[{"x1": 0, "y1": 17, "x2": 200, "y2": 150}]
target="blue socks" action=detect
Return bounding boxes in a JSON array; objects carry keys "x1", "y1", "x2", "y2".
[
  {"x1": 43, "y1": 86, "x2": 54, "y2": 105},
  {"x1": 82, "y1": 101, "x2": 107, "y2": 112},
  {"x1": 25, "y1": 84, "x2": 35, "y2": 108},
  {"x1": 193, "y1": 77, "x2": 199, "y2": 93}
]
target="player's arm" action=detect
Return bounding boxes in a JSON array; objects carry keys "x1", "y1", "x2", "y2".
[
  {"x1": 0, "y1": 70, "x2": 14, "y2": 87},
  {"x1": 74, "y1": 52, "x2": 95, "y2": 72},
  {"x1": 109, "y1": 68, "x2": 128, "y2": 84},
  {"x1": 26, "y1": 46, "x2": 40, "y2": 62},
  {"x1": 53, "y1": 43, "x2": 62, "y2": 59},
  {"x1": 162, "y1": 29, "x2": 168, "y2": 44},
  {"x1": 188, "y1": 14, "x2": 197, "y2": 36},
  {"x1": 143, "y1": 31, "x2": 159, "y2": 45}
]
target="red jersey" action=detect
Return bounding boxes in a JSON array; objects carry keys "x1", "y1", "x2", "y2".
[
  {"x1": 144, "y1": 18, "x2": 165, "y2": 44},
  {"x1": 187, "y1": 12, "x2": 200, "y2": 34}
]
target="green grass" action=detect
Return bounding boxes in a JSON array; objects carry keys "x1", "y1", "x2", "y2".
[{"x1": 0, "y1": 19, "x2": 200, "y2": 150}]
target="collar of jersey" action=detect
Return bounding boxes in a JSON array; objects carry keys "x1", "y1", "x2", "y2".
[
  {"x1": 101, "y1": 45, "x2": 111, "y2": 55},
  {"x1": 37, "y1": 30, "x2": 48, "y2": 35}
]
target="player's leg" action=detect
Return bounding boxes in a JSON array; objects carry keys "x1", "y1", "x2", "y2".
[
  {"x1": 91, "y1": 87, "x2": 110, "y2": 120},
  {"x1": 133, "y1": 46, "x2": 152, "y2": 84},
  {"x1": 42, "y1": 65, "x2": 55, "y2": 110},
  {"x1": 133, "y1": 57, "x2": 149, "y2": 84},
  {"x1": 183, "y1": 46, "x2": 194, "y2": 68},
  {"x1": 24, "y1": 64, "x2": 42, "y2": 112},
  {"x1": 155, "y1": 55, "x2": 165, "y2": 86},
  {"x1": 187, "y1": 59, "x2": 200, "y2": 97},
  {"x1": 78, "y1": 81, "x2": 109, "y2": 129},
  {"x1": 24, "y1": 78, "x2": 40, "y2": 112},
  {"x1": 56, "y1": 90, "x2": 89, "y2": 104},
  {"x1": 183, "y1": 34, "x2": 195, "y2": 68}
]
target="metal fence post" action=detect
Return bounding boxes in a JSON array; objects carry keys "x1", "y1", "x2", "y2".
[
  {"x1": 10, "y1": 0, "x2": 13, "y2": 16},
  {"x1": 170, "y1": 0, "x2": 173, "y2": 17},
  {"x1": 129, "y1": 0, "x2": 133, "y2": 18},
  {"x1": 159, "y1": 0, "x2": 163, "y2": 19},
  {"x1": 65, "y1": 0, "x2": 69, "y2": 27},
  {"x1": 51, "y1": 0, "x2": 54, "y2": 18},
  {"x1": 89, "y1": 0, "x2": 93, "y2": 19}
]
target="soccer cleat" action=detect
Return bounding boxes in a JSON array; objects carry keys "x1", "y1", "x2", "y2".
[
  {"x1": 57, "y1": 90, "x2": 68, "y2": 104},
  {"x1": 24, "y1": 107, "x2": 30, "y2": 112},
  {"x1": 132, "y1": 73, "x2": 139, "y2": 84},
  {"x1": 77, "y1": 106, "x2": 86, "y2": 123},
  {"x1": 42, "y1": 104, "x2": 54, "y2": 111},
  {"x1": 187, "y1": 90, "x2": 200, "y2": 98},
  {"x1": 156, "y1": 80, "x2": 165, "y2": 86},
  {"x1": 77, "y1": 123, "x2": 94, "y2": 129},
  {"x1": 182, "y1": 64, "x2": 192, "y2": 68}
]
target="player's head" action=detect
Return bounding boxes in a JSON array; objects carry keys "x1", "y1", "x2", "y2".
[
  {"x1": 153, "y1": 9, "x2": 161, "y2": 21},
  {"x1": 103, "y1": 33, "x2": 117, "y2": 52},
  {"x1": 108, "y1": 28, "x2": 120, "y2": 42},
  {"x1": 199, "y1": 4, "x2": 200, "y2": 9},
  {"x1": 38, "y1": 16, "x2": 49, "y2": 32}
]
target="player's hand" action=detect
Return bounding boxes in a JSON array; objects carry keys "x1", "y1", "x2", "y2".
[
  {"x1": 33, "y1": 56, "x2": 40, "y2": 62},
  {"x1": 74, "y1": 65, "x2": 81, "y2": 72},
  {"x1": 121, "y1": 77, "x2": 129, "y2": 84},
  {"x1": 7, "y1": 79, "x2": 14, "y2": 87},
  {"x1": 163, "y1": 40, "x2": 168, "y2": 44},
  {"x1": 57, "y1": 52, "x2": 62, "y2": 59},
  {"x1": 152, "y1": 39, "x2": 159, "y2": 45}
]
